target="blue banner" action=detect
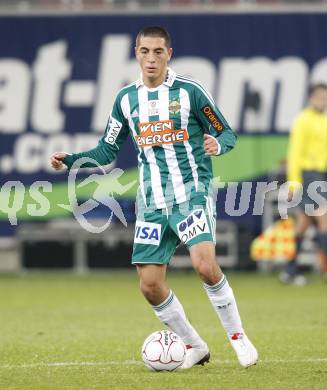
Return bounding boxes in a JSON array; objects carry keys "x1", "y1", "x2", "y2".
[{"x1": 1, "y1": 13, "x2": 327, "y2": 235}]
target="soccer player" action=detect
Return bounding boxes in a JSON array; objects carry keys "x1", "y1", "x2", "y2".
[
  {"x1": 282, "y1": 83, "x2": 327, "y2": 285},
  {"x1": 51, "y1": 26, "x2": 258, "y2": 368}
]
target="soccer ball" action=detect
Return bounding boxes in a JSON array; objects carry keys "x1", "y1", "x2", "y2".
[{"x1": 141, "y1": 330, "x2": 186, "y2": 371}]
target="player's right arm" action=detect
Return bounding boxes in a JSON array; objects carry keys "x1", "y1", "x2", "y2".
[
  {"x1": 191, "y1": 84, "x2": 237, "y2": 156},
  {"x1": 50, "y1": 94, "x2": 129, "y2": 171}
]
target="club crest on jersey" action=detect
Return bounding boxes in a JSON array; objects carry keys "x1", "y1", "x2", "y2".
[
  {"x1": 201, "y1": 105, "x2": 224, "y2": 132},
  {"x1": 177, "y1": 209, "x2": 210, "y2": 244},
  {"x1": 134, "y1": 222, "x2": 161, "y2": 246},
  {"x1": 148, "y1": 100, "x2": 159, "y2": 116},
  {"x1": 135, "y1": 120, "x2": 188, "y2": 147},
  {"x1": 168, "y1": 98, "x2": 181, "y2": 114}
]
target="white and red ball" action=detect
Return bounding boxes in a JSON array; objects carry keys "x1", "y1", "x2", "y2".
[{"x1": 141, "y1": 330, "x2": 186, "y2": 371}]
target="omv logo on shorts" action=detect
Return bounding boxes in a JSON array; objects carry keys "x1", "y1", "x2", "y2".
[
  {"x1": 134, "y1": 222, "x2": 161, "y2": 246},
  {"x1": 177, "y1": 209, "x2": 210, "y2": 244}
]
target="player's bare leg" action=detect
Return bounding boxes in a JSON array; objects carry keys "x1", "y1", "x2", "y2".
[
  {"x1": 190, "y1": 241, "x2": 258, "y2": 368},
  {"x1": 136, "y1": 264, "x2": 207, "y2": 357},
  {"x1": 319, "y1": 251, "x2": 327, "y2": 279},
  {"x1": 137, "y1": 264, "x2": 169, "y2": 305}
]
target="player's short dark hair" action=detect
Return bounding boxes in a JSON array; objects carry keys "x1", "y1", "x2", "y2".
[
  {"x1": 308, "y1": 83, "x2": 327, "y2": 96},
  {"x1": 136, "y1": 26, "x2": 171, "y2": 48}
]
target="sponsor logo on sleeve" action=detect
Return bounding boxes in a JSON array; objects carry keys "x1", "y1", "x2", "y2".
[
  {"x1": 135, "y1": 120, "x2": 188, "y2": 148},
  {"x1": 177, "y1": 209, "x2": 210, "y2": 244},
  {"x1": 104, "y1": 116, "x2": 123, "y2": 145},
  {"x1": 201, "y1": 105, "x2": 224, "y2": 132},
  {"x1": 134, "y1": 221, "x2": 161, "y2": 246}
]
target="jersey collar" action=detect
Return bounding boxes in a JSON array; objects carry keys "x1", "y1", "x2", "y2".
[{"x1": 136, "y1": 67, "x2": 176, "y2": 88}]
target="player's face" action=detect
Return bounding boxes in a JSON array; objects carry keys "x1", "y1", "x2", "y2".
[
  {"x1": 135, "y1": 36, "x2": 172, "y2": 87},
  {"x1": 309, "y1": 88, "x2": 327, "y2": 112}
]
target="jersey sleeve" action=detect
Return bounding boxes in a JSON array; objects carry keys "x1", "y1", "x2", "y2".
[
  {"x1": 287, "y1": 114, "x2": 308, "y2": 191},
  {"x1": 193, "y1": 85, "x2": 237, "y2": 155},
  {"x1": 63, "y1": 94, "x2": 129, "y2": 169}
]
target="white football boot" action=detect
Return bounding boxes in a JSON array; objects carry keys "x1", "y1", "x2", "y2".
[
  {"x1": 180, "y1": 343, "x2": 210, "y2": 369},
  {"x1": 229, "y1": 332, "x2": 258, "y2": 368}
]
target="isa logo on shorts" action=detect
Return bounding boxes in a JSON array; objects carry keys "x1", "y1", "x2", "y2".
[
  {"x1": 177, "y1": 209, "x2": 210, "y2": 244},
  {"x1": 134, "y1": 222, "x2": 161, "y2": 246}
]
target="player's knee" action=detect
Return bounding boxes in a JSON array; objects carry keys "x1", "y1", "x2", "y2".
[
  {"x1": 193, "y1": 257, "x2": 211, "y2": 280},
  {"x1": 192, "y1": 252, "x2": 220, "y2": 284},
  {"x1": 139, "y1": 279, "x2": 163, "y2": 301}
]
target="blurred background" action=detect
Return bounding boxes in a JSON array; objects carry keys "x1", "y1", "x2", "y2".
[{"x1": 0, "y1": 0, "x2": 326, "y2": 273}]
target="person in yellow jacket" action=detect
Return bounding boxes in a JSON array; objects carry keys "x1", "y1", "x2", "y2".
[{"x1": 282, "y1": 83, "x2": 327, "y2": 284}]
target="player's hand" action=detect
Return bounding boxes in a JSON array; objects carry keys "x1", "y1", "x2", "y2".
[
  {"x1": 204, "y1": 134, "x2": 220, "y2": 156},
  {"x1": 50, "y1": 152, "x2": 68, "y2": 171}
]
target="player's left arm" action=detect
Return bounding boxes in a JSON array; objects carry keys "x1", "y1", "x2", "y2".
[{"x1": 194, "y1": 87, "x2": 237, "y2": 156}]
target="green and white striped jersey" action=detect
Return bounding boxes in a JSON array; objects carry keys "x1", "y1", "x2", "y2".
[{"x1": 64, "y1": 68, "x2": 237, "y2": 209}]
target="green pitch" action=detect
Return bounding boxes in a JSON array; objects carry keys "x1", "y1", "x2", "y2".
[{"x1": 0, "y1": 271, "x2": 326, "y2": 389}]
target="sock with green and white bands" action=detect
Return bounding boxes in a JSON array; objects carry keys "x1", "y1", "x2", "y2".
[
  {"x1": 152, "y1": 290, "x2": 205, "y2": 349},
  {"x1": 204, "y1": 275, "x2": 243, "y2": 336}
]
